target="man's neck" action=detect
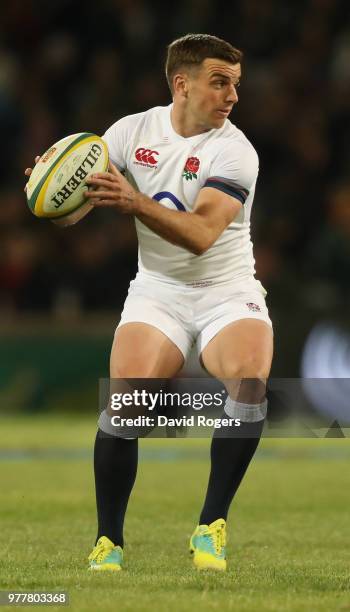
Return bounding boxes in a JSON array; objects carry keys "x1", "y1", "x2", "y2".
[{"x1": 170, "y1": 105, "x2": 210, "y2": 138}]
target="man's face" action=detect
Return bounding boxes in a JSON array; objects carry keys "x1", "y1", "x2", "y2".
[{"x1": 185, "y1": 58, "x2": 241, "y2": 129}]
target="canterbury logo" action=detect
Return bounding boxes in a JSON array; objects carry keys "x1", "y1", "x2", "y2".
[{"x1": 135, "y1": 148, "x2": 159, "y2": 166}]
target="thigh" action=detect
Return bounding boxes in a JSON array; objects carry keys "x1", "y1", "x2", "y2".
[
  {"x1": 110, "y1": 322, "x2": 185, "y2": 377},
  {"x1": 102, "y1": 323, "x2": 184, "y2": 438},
  {"x1": 201, "y1": 318, "x2": 273, "y2": 381},
  {"x1": 117, "y1": 277, "x2": 194, "y2": 361}
]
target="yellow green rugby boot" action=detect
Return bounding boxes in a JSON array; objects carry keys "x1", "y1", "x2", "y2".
[
  {"x1": 88, "y1": 536, "x2": 123, "y2": 571},
  {"x1": 189, "y1": 518, "x2": 227, "y2": 571}
]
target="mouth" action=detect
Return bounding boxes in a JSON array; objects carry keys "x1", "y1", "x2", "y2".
[{"x1": 216, "y1": 109, "x2": 232, "y2": 117}]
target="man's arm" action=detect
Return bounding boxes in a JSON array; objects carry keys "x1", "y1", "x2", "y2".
[{"x1": 85, "y1": 163, "x2": 242, "y2": 255}]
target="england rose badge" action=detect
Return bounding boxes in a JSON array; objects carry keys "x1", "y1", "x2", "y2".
[{"x1": 182, "y1": 156, "x2": 200, "y2": 180}]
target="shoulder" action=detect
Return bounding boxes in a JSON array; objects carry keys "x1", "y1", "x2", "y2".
[
  {"x1": 218, "y1": 122, "x2": 259, "y2": 166},
  {"x1": 103, "y1": 106, "x2": 168, "y2": 138},
  {"x1": 102, "y1": 106, "x2": 169, "y2": 169},
  {"x1": 209, "y1": 122, "x2": 259, "y2": 180}
]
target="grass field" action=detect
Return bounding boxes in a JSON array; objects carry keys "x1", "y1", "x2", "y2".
[{"x1": 1, "y1": 415, "x2": 349, "y2": 611}]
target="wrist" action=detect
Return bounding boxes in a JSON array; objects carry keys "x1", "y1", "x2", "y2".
[
  {"x1": 132, "y1": 191, "x2": 153, "y2": 215},
  {"x1": 120, "y1": 188, "x2": 144, "y2": 214}
]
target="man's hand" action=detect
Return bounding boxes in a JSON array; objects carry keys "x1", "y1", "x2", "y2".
[
  {"x1": 24, "y1": 156, "x2": 40, "y2": 192},
  {"x1": 85, "y1": 162, "x2": 138, "y2": 214}
]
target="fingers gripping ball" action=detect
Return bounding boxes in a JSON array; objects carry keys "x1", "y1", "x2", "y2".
[{"x1": 26, "y1": 133, "x2": 109, "y2": 227}]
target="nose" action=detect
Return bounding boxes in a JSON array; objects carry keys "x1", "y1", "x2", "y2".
[{"x1": 227, "y1": 84, "x2": 238, "y2": 105}]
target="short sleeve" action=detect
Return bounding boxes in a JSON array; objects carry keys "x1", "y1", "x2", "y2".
[
  {"x1": 204, "y1": 140, "x2": 259, "y2": 205},
  {"x1": 102, "y1": 117, "x2": 129, "y2": 171}
]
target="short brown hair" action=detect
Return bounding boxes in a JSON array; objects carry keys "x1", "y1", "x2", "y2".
[{"x1": 165, "y1": 34, "x2": 243, "y2": 92}]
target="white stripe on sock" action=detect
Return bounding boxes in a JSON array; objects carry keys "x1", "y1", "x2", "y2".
[
  {"x1": 98, "y1": 409, "x2": 136, "y2": 439},
  {"x1": 224, "y1": 398, "x2": 267, "y2": 422}
]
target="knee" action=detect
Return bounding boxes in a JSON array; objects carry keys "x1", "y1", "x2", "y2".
[
  {"x1": 223, "y1": 359, "x2": 269, "y2": 404},
  {"x1": 222, "y1": 356, "x2": 270, "y2": 381}
]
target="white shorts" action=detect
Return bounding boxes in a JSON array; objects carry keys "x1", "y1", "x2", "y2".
[{"x1": 117, "y1": 273, "x2": 272, "y2": 360}]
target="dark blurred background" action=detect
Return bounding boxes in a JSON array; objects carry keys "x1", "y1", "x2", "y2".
[{"x1": 1, "y1": 0, "x2": 350, "y2": 411}]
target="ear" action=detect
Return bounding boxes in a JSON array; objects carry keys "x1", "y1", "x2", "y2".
[{"x1": 173, "y1": 72, "x2": 189, "y2": 98}]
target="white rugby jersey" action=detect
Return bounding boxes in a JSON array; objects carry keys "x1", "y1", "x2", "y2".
[{"x1": 103, "y1": 104, "x2": 259, "y2": 285}]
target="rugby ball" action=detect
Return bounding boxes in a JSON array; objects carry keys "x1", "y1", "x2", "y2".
[{"x1": 26, "y1": 133, "x2": 109, "y2": 226}]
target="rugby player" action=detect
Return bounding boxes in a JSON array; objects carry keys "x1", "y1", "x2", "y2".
[{"x1": 26, "y1": 34, "x2": 273, "y2": 572}]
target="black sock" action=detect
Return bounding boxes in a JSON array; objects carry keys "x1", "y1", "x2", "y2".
[
  {"x1": 199, "y1": 419, "x2": 264, "y2": 525},
  {"x1": 94, "y1": 429, "x2": 138, "y2": 547}
]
